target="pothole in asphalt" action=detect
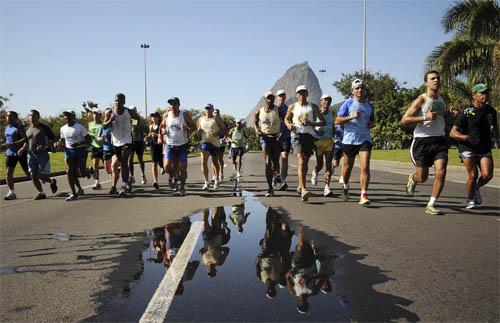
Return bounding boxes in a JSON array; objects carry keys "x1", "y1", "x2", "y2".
[{"x1": 108, "y1": 191, "x2": 349, "y2": 321}]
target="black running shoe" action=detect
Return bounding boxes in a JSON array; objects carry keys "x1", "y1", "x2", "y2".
[
  {"x1": 50, "y1": 179, "x2": 58, "y2": 193},
  {"x1": 109, "y1": 187, "x2": 118, "y2": 195}
]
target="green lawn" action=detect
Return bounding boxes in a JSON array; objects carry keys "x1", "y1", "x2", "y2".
[
  {"x1": 371, "y1": 149, "x2": 500, "y2": 167},
  {"x1": 1, "y1": 149, "x2": 498, "y2": 179}
]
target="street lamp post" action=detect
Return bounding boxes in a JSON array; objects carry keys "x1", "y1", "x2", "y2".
[
  {"x1": 140, "y1": 43, "x2": 150, "y2": 117},
  {"x1": 319, "y1": 69, "x2": 326, "y2": 92},
  {"x1": 363, "y1": 0, "x2": 367, "y2": 76}
]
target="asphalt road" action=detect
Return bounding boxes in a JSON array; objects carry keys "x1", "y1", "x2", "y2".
[{"x1": 1, "y1": 152, "x2": 499, "y2": 322}]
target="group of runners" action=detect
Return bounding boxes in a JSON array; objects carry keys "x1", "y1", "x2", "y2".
[{"x1": 2, "y1": 70, "x2": 497, "y2": 214}]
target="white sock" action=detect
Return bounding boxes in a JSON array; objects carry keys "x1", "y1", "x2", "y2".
[
  {"x1": 428, "y1": 197, "x2": 437, "y2": 206},
  {"x1": 95, "y1": 179, "x2": 99, "y2": 184},
  {"x1": 361, "y1": 191, "x2": 367, "y2": 196},
  {"x1": 343, "y1": 183, "x2": 349, "y2": 189}
]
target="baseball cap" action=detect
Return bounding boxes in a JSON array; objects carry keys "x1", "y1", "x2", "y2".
[
  {"x1": 276, "y1": 89, "x2": 286, "y2": 96},
  {"x1": 472, "y1": 83, "x2": 488, "y2": 93},
  {"x1": 320, "y1": 93, "x2": 332, "y2": 100},
  {"x1": 62, "y1": 110, "x2": 75, "y2": 116},
  {"x1": 296, "y1": 85, "x2": 308, "y2": 93},
  {"x1": 205, "y1": 103, "x2": 214, "y2": 109},
  {"x1": 351, "y1": 79, "x2": 364, "y2": 89},
  {"x1": 150, "y1": 111, "x2": 160, "y2": 118},
  {"x1": 129, "y1": 105, "x2": 137, "y2": 110},
  {"x1": 264, "y1": 91, "x2": 275, "y2": 98},
  {"x1": 168, "y1": 97, "x2": 180, "y2": 105},
  {"x1": 91, "y1": 108, "x2": 101, "y2": 114}
]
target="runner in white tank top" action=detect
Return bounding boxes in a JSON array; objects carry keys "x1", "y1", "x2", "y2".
[
  {"x1": 103, "y1": 93, "x2": 141, "y2": 196},
  {"x1": 162, "y1": 97, "x2": 195, "y2": 196},
  {"x1": 402, "y1": 71, "x2": 448, "y2": 216}
]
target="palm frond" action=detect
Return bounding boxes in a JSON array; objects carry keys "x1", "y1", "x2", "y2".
[{"x1": 442, "y1": 0, "x2": 500, "y2": 39}]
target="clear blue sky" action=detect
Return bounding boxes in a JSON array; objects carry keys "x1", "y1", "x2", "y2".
[{"x1": 1, "y1": 0, "x2": 454, "y2": 120}]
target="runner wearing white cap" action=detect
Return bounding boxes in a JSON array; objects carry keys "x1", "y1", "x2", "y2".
[
  {"x1": 254, "y1": 91, "x2": 281, "y2": 197},
  {"x1": 285, "y1": 85, "x2": 325, "y2": 202},
  {"x1": 88, "y1": 108, "x2": 103, "y2": 189},
  {"x1": 335, "y1": 79, "x2": 374, "y2": 206},
  {"x1": 312, "y1": 94, "x2": 335, "y2": 196}
]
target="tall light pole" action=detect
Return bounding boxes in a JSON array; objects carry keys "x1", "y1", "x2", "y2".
[
  {"x1": 140, "y1": 43, "x2": 150, "y2": 116},
  {"x1": 319, "y1": 69, "x2": 326, "y2": 92},
  {"x1": 363, "y1": 0, "x2": 367, "y2": 76}
]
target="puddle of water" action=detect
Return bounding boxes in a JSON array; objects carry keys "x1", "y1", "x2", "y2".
[{"x1": 109, "y1": 191, "x2": 349, "y2": 321}]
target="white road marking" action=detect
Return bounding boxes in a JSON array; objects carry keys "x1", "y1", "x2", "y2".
[{"x1": 140, "y1": 221, "x2": 203, "y2": 323}]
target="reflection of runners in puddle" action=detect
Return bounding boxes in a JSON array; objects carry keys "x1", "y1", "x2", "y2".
[
  {"x1": 230, "y1": 204, "x2": 250, "y2": 233},
  {"x1": 256, "y1": 208, "x2": 293, "y2": 299},
  {"x1": 200, "y1": 207, "x2": 231, "y2": 277}
]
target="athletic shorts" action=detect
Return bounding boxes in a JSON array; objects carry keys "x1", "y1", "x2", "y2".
[
  {"x1": 114, "y1": 144, "x2": 131, "y2": 162},
  {"x1": 410, "y1": 136, "x2": 448, "y2": 168},
  {"x1": 131, "y1": 141, "x2": 145, "y2": 156},
  {"x1": 166, "y1": 143, "x2": 189, "y2": 163},
  {"x1": 91, "y1": 146, "x2": 103, "y2": 160},
  {"x1": 150, "y1": 144, "x2": 163, "y2": 163},
  {"x1": 27, "y1": 151, "x2": 51, "y2": 175},
  {"x1": 315, "y1": 138, "x2": 334, "y2": 155},
  {"x1": 459, "y1": 150, "x2": 492, "y2": 160},
  {"x1": 343, "y1": 141, "x2": 372, "y2": 158},
  {"x1": 103, "y1": 150, "x2": 114, "y2": 161},
  {"x1": 292, "y1": 133, "x2": 315, "y2": 158},
  {"x1": 281, "y1": 137, "x2": 291, "y2": 153},
  {"x1": 231, "y1": 147, "x2": 245, "y2": 161},
  {"x1": 201, "y1": 142, "x2": 220, "y2": 157},
  {"x1": 333, "y1": 147, "x2": 343, "y2": 161},
  {"x1": 259, "y1": 135, "x2": 281, "y2": 154},
  {"x1": 64, "y1": 147, "x2": 88, "y2": 162}
]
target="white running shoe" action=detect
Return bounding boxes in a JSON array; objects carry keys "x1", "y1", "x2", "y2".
[
  {"x1": 141, "y1": 174, "x2": 147, "y2": 185},
  {"x1": 213, "y1": 180, "x2": 219, "y2": 189},
  {"x1": 237, "y1": 172, "x2": 241, "y2": 178},
  {"x1": 311, "y1": 170, "x2": 317, "y2": 186},
  {"x1": 202, "y1": 183, "x2": 209, "y2": 191},
  {"x1": 323, "y1": 185, "x2": 332, "y2": 197},
  {"x1": 465, "y1": 199, "x2": 476, "y2": 209}
]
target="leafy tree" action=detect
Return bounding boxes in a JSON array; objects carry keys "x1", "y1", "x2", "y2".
[{"x1": 426, "y1": 0, "x2": 500, "y2": 106}]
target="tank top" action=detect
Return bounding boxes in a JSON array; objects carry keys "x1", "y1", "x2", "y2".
[
  {"x1": 259, "y1": 106, "x2": 280, "y2": 135},
  {"x1": 231, "y1": 128, "x2": 245, "y2": 148},
  {"x1": 414, "y1": 94, "x2": 446, "y2": 138},
  {"x1": 291, "y1": 102, "x2": 316, "y2": 136},
  {"x1": 111, "y1": 108, "x2": 132, "y2": 147},
  {"x1": 150, "y1": 123, "x2": 161, "y2": 144},
  {"x1": 199, "y1": 115, "x2": 220, "y2": 147},
  {"x1": 315, "y1": 110, "x2": 334, "y2": 139},
  {"x1": 165, "y1": 110, "x2": 188, "y2": 146}
]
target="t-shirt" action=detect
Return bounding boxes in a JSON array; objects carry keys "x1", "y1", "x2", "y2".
[
  {"x1": 454, "y1": 106, "x2": 493, "y2": 154},
  {"x1": 26, "y1": 125, "x2": 49, "y2": 152},
  {"x1": 88, "y1": 121, "x2": 103, "y2": 148},
  {"x1": 98, "y1": 127, "x2": 113, "y2": 152},
  {"x1": 315, "y1": 110, "x2": 334, "y2": 139},
  {"x1": 60, "y1": 123, "x2": 88, "y2": 149},
  {"x1": 278, "y1": 104, "x2": 291, "y2": 139},
  {"x1": 230, "y1": 127, "x2": 245, "y2": 148},
  {"x1": 4, "y1": 124, "x2": 24, "y2": 157},
  {"x1": 337, "y1": 98, "x2": 374, "y2": 145}
]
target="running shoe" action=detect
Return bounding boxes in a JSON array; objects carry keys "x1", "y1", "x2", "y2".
[
  {"x1": 77, "y1": 188, "x2": 84, "y2": 196},
  {"x1": 118, "y1": 190, "x2": 126, "y2": 197},
  {"x1": 153, "y1": 182, "x2": 159, "y2": 190},
  {"x1": 34, "y1": 192, "x2": 46, "y2": 200},
  {"x1": 213, "y1": 180, "x2": 219, "y2": 189},
  {"x1": 202, "y1": 183, "x2": 209, "y2": 191},
  {"x1": 125, "y1": 183, "x2": 132, "y2": 193},
  {"x1": 341, "y1": 188, "x2": 349, "y2": 201},
  {"x1": 66, "y1": 194, "x2": 78, "y2": 202},
  {"x1": 465, "y1": 199, "x2": 476, "y2": 209},
  {"x1": 141, "y1": 174, "x2": 147, "y2": 185},
  {"x1": 265, "y1": 189, "x2": 274, "y2": 197},
  {"x1": 359, "y1": 194, "x2": 371, "y2": 206},
  {"x1": 311, "y1": 170, "x2": 317, "y2": 186},
  {"x1": 296, "y1": 186, "x2": 302, "y2": 196},
  {"x1": 406, "y1": 174, "x2": 416, "y2": 197},
  {"x1": 279, "y1": 182, "x2": 288, "y2": 191},
  {"x1": 4, "y1": 192, "x2": 17, "y2": 200},
  {"x1": 323, "y1": 186, "x2": 332, "y2": 197},
  {"x1": 169, "y1": 178, "x2": 176, "y2": 189},
  {"x1": 301, "y1": 190, "x2": 311, "y2": 202},
  {"x1": 237, "y1": 172, "x2": 241, "y2": 178},
  {"x1": 109, "y1": 187, "x2": 118, "y2": 195},
  {"x1": 50, "y1": 179, "x2": 58, "y2": 194},
  {"x1": 179, "y1": 188, "x2": 186, "y2": 196},
  {"x1": 92, "y1": 183, "x2": 102, "y2": 190},
  {"x1": 425, "y1": 205, "x2": 442, "y2": 215},
  {"x1": 473, "y1": 189, "x2": 482, "y2": 205},
  {"x1": 219, "y1": 174, "x2": 224, "y2": 183}
]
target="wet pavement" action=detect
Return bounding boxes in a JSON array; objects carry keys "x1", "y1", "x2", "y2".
[{"x1": 109, "y1": 191, "x2": 350, "y2": 322}]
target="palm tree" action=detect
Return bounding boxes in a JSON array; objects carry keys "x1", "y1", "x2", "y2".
[{"x1": 426, "y1": 0, "x2": 500, "y2": 97}]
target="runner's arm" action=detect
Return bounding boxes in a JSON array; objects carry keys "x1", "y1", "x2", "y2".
[
  {"x1": 449, "y1": 112, "x2": 469, "y2": 141},
  {"x1": 311, "y1": 104, "x2": 326, "y2": 126},
  {"x1": 284, "y1": 105, "x2": 294, "y2": 131},
  {"x1": 335, "y1": 100, "x2": 355, "y2": 125},
  {"x1": 102, "y1": 109, "x2": 114, "y2": 128},
  {"x1": 183, "y1": 111, "x2": 195, "y2": 134},
  {"x1": 401, "y1": 95, "x2": 433, "y2": 125},
  {"x1": 254, "y1": 110, "x2": 263, "y2": 135}
]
